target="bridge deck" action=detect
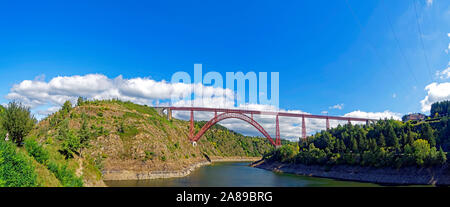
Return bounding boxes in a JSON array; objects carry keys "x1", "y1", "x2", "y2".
[{"x1": 163, "y1": 107, "x2": 376, "y2": 122}]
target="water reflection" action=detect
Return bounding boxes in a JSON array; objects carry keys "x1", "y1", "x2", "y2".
[{"x1": 106, "y1": 162, "x2": 380, "y2": 187}]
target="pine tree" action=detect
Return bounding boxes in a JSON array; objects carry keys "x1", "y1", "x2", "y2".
[
  {"x1": 78, "y1": 117, "x2": 90, "y2": 147},
  {"x1": 386, "y1": 124, "x2": 398, "y2": 147},
  {"x1": 407, "y1": 131, "x2": 414, "y2": 145},
  {"x1": 351, "y1": 137, "x2": 358, "y2": 152},
  {"x1": 76, "y1": 97, "x2": 85, "y2": 106},
  {"x1": 438, "y1": 147, "x2": 447, "y2": 165},
  {"x1": 378, "y1": 133, "x2": 386, "y2": 147},
  {"x1": 422, "y1": 123, "x2": 436, "y2": 147}
]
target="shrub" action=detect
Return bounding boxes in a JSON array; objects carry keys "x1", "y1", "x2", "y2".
[
  {"x1": 60, "y1": 131, "x2": 81, "y2": 159},
  {"x1": 47, "y1": 161, "x2": 83, "y2": 187},
  {"x1": 0, "y1": 141, "x2": 38, "y2": 187},
  {"x1": 24, "y1": 138, "x2": 49, "y2": 165}
]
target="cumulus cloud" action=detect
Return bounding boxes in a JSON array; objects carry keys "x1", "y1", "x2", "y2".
[
  {"x1": 329, "y1": 103, "x2": 344, "y2": 110},
  {"x1": 344, "y1": 110, "x2": 402, "y2": 120},
  {"x1": 5, "y1": 73, "x2": 402, "y2": 141},
  {"x1": 6, "y1": 74, "x2": 233, "y2": 109},
  {"x1": 420, "y1": 82, "x2": 450, "y2": 112}
]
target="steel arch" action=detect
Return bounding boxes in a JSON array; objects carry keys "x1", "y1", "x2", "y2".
[{"x1": 191, "y1": 112, "x2": 277, "y2": 146}]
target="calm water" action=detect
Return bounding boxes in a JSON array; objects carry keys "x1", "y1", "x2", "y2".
[{"x1": 105, "y1": 162, "x2": 380, "y2": 187}]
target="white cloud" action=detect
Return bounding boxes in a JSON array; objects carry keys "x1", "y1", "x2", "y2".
[
  {"x1": 436, "y1": 64, "x2": 450, "y2": 79},
  {"x1": 5, "y1": 73, "x2": 402, "y2": 142},
  {"x1": 426, "y1": 0, "x2": 433, "y2": 6},
  {"x1": 344, "y1": 110, "x2": 402, "y2": 120},
  {"x1": 37, "y1": 106, "x2": 61, "y2": 116},
  {"x1": 420, "y1": 82, "x2": 450, "y2": 112},
  {"x1": 329, "y1": 103, "x2": 344, "y2": 110},
  {"x1": 6, "y1": 74, "x2": 233, "y2": 109}
]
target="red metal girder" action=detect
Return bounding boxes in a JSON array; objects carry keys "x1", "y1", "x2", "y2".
[
  {"x1": 167, "y1": 107, "x2": 376, "y2": 122},
  {"x1": 192, "y1": 112, "x2": 277, "y2": 146}
]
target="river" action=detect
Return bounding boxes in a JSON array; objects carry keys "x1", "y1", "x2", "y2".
[{"x1": 105, "y1": 162, "x2": 380, "y2": 187}]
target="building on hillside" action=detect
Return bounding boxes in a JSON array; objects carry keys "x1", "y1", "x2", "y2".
[{"x1": 402, "y1": 113, "x2": 426, "y2": 122}]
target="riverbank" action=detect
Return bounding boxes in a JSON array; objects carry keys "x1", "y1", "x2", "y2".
[
  {"x1": 253, "y1": 160, "x2": 450, "y2": 185},
  {"x1": 102, "y1": 156, "x2": 260, "y2": 181}
]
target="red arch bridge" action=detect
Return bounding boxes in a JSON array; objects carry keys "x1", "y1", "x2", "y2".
[{"x1": 154, "y1": 107, "x2": 376, "y2": 148}]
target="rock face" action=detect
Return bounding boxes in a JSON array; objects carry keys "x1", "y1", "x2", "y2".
[
  {"x1": 254, "y1": 160, "x2": 450, "y2": 185},
  {"x1": 103, "y1": 161, "x2": 211, "y2": 180},
  {"x1": 102, "y1": 157, "x2": 260, "y2": 181}
]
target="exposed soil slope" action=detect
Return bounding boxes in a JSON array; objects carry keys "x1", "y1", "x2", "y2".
[{"x1": 30, "y1": 100, "x2": 272, "y2": 184}]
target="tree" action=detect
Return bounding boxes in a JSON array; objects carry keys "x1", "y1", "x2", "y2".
[
  {"x1": 386, "y1": 124, "x2": 398, "y2": 148},
  {"x1": 421, "y1": 123, "x2": 436, "y2": 147},
  {"x1": 76, "y1": 97, "x2": 85, "y2": 107},
  {"x1": 438, "y1": 147, "x2": 447, "y2": 165},
  {"x1": 430, "y1": 100, "x2": 450, "y2": 118},
  {"x1": 378, "y1": 133, "x2": 386, "y2": 147},
  {"x1": 0, "y1": 102, "x2": 36, "y2": 145},
  {"x1": 78, "y1": 116, "x2": 91, "y2": 148},
  {"x1": 406, "y1": 131, "x2": 415, "y2": 145},
  {"x1": 412, "y1": 139, "x2": 431, "y2": 166},
  {"x1": 61, "y1": 100, "x2": 72, "y2": 116},
  {"x1": 350, "y1": 137, "x2": 358, "y2": 152},
  {"x1": 60, "y1": 131, "x2": 81, "y2": 159}
]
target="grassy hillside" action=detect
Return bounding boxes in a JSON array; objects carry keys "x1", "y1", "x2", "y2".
[{"x1": 7, "y1": 99, "x2": 273, "y2": 186}]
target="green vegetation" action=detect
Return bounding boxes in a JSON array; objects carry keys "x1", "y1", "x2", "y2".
[
  {"x1": 24, "y1": 138, "x2": 83, "y2": 186},
  {"x1": 266, "y1": 118, "x2": 448, "y2": 168},
  {"x1": 0, "y1": 140, "x2": 38, "y2": 187},
  {"x1": 0, "y1": 98, "x2": 277, "y2": 186},
  {"x1": 47, "y1": 162, "x2": 83, "y2": 187},
  {"x1": 431, "y1": 100, "x2": 450, "y2": 118},
  {"x1": 197, "y1": 121, "x2": 273, "y2": 157},
  {"x1": 1, "y1": 101, "x2": 36, "y2": 145}
]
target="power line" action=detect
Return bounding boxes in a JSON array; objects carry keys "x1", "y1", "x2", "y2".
[
  {"x1": 343, "y1": 0, "x2": 415, "y2": 92},
  {"x1": 380, "y1": 0, "x2": 423, "y2": 84},
  {"x1": 412, "y1": 0, "x2": 434, "y2": 81}
]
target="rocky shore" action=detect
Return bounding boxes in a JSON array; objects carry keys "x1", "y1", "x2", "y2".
[
  {"x1": 103, "y1": 157, "x2": 260, "y2": 181},
  {"x1": 253, "y1": 160, "x2": 450, "y2": 185}
]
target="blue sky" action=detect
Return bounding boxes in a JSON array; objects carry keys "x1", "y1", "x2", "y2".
[{"x1": 0, "y1": 0, "x2": 449, "y2": 138}]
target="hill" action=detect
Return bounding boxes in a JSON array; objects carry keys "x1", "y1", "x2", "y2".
[{"x1": 12, "y1": 99, "x2": 273, "y2": 186}]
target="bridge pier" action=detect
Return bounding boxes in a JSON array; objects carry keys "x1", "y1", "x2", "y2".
[
  {"x1": 166, "y1": 108, "x2": 172, "y2": 120},
  {"x1": 326, "y1": 117, "x2": 330, "y2": 130},
  {"x1": 190, "y1": 110, "x2": 194, "y2": 141},
  {"x1": 301, "y1": 116, "x2": 306, "y2": 139},
  {"x1": 275, "y1": 115, "x2": 280, "y2": 146},
  {"x1": 154, "y1": 107, "x2": 172, "y2": 120}
]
